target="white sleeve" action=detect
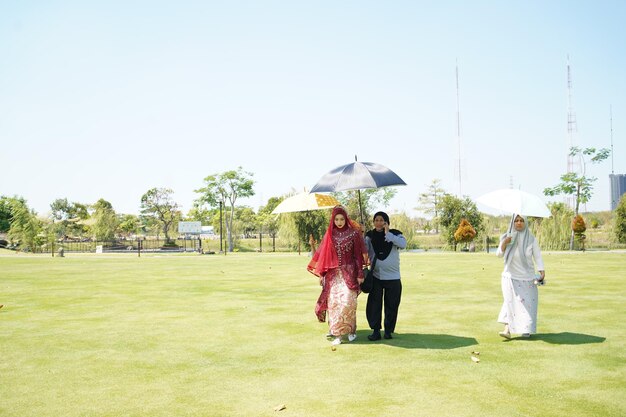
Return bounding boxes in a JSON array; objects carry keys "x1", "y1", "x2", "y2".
[
  {"x1": 496, "y1": 236, "x2": 506, "y2": 258},
  {"x1": 532, "y1": 240, "x2": 544, "y2": 271}
]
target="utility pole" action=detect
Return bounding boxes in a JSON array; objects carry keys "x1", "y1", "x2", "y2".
[{"x1": 219, "y1": 201, "x2": 224, "y2": 255}]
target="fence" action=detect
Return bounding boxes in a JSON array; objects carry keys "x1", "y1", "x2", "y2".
[{"x1": 37, "y1": 238, "x2": 204, "y2": 254}]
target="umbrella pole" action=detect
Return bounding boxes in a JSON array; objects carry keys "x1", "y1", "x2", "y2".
[
  {"x1": 357, "y1": 189, "x2": 364, "y2": 227},
  {"x1": 353, "y1": 155, "x2": 365, "y2": 226}
]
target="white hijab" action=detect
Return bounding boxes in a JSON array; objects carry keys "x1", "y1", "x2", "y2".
[{"x1": 501, "y1": 213, "x2": 535, "y2": 270}]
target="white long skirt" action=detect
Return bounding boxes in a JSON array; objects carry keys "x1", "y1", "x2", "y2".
[{"x1": 497, "y1": 275, "x2": 538, "y2": 334}]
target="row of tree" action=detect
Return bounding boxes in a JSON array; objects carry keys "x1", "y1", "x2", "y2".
[
  {"x1": 416, "y1": 146, "x2": 626, "y2": 249},
  {"x1": 0, "y1": 167, "x2": 257, "y2": 252},
  {"x1": 2, "y1": 149, "x2": 626, "y2": 252}
]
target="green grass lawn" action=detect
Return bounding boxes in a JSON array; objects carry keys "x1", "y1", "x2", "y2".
[{"x1": 1, "y1": 250, "x2": 625, "y2": 417}]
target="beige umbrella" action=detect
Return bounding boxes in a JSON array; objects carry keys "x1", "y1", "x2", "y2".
[{"x1": 272, "y1": 192, "x2": 340, "y2": 214}]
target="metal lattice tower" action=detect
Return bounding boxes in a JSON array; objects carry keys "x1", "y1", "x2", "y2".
[
  {"x1": 455, "y1": 61, "x2": 463, "y2": 197},
  {"x1": 610, "y1": 105, "x2": 614, "y2": 175},
  {"x1": 566, "y1": 56, "x2": 578, "y2": 173},
  {"x1": 565, "y1": 56, "x2": 579, "y2": 208}
]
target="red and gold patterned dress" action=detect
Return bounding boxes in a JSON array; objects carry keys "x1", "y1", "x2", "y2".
[{"x1": 307, "y1": 207, "x2": 367, "y2": 337}]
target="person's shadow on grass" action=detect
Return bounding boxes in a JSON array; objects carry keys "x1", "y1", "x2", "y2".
[
  {"x1": 518, "y1": 332, "x2": 605, "y2": 345},
  {"x1": 355, "y1": 331, "x2": 478, "y2": 349}
]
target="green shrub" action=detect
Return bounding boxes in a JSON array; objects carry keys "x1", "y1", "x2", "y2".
[{"x1": 615, "y1": 194, "x2": 626, "y2": 244}]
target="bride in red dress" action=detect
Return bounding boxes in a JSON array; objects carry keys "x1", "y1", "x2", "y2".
[{"x1": 308, "y1": 206, "x2": 367, "y2": 346}]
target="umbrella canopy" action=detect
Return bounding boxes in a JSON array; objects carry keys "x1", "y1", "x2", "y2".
[
  {"x1": 310, "y1": 161, "x2": 406, "y2": 193},
  {"x1": 310, "y1": 159, "x2": 406, "y2": 225},
  {"x1": 272, "y1": 192, "x2": 340, "y2": 214},
  {"x1": 476, "y1": 188, "x2": 551, "y2": 218}
]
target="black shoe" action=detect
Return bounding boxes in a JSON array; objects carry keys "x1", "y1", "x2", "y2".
[
  {"x1": 383, "y1": 331, "x2": 393, "y2": 339},
  {"x1": 367, "y1": 330, "x2": 382, "y2": 341}
]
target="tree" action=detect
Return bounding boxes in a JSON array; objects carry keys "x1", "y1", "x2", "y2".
[
  {"x1": 336, "y1": 188, "x2": 396, "y2": 229},
  {"x1": 438, "y1": 194, "x2": 483, "y2": 250},
  {"x1": 50, "y1": 198, "x2": 90, "y2": 238},
  {"x1": 185, "y1": 204, "x2": 215, "y2": 225},
  {"x1": 139, "y1": 214, "x2": 162, "y2": 239},
  {"x1": 91, "y1": 199, "x2": 118, "y2": 241},
  {"x1": 544, "y1": 146, "x2": 610, "y2": 250},
  {"x1": 454, "y1": 218, "x2": 477, "y2": 248},
  {"x1": 292, "y1": 210, "x2": 329, "y2": 253},
  {"x1": 140, "y1": 188, "x2": 181, "y2": 244},
  {"x1": 417, "y1": 179, "x2": 446, "y2": 233},
  {"x1": 571, "y1": 214, "x2": 586, "y2": 250},
  {"x1": 7, "y1": 198, "x2": 43, "y2": 251},
  {"x1": 389, "y1": 212, "x2": 419, "y2": 250},
  {"x1": 50, "y1": 198, "x2": 89, "y2": 221},
  {"x1": 257, "y1": 197, "x2": 281, "y2": 252},
  {"x1": 194, "y1": 167, "x2": 255, "y2": 252},
  {"x1": 0, "y1": 195, "x2": 21, "y2": 233},
  {"x1": 614, "y1": 194, "x2": 626, "y2": 244},
  {"x1": 235, "y1": 206, "x2": 258, "y2": 238},
  {"x1": 118, "y1": 214, "x2": 141, "y2": 238},
  {"x1": 531, "y1": 202, "x2": 572, "y2": 250}
]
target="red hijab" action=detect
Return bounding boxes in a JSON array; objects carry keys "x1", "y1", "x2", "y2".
[{"x1": 307, "y1": 206, "x2": 364, "y2": 277}]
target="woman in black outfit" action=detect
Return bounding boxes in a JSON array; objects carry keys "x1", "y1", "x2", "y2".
[{"x1": 364, "y1": 211, "x2": 407, "y2": 340}]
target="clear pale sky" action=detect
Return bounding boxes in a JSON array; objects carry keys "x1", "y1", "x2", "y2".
[{"x1": 1, "y1": 1, "x2": 624, "y2": 217}]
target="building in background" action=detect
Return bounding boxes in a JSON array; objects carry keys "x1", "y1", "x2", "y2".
[{"x1": 610, "y1": 174, "x2": 626, "y2": 210}]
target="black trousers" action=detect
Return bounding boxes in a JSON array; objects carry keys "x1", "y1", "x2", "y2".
[{"x1": 366, "y1": 278, "x2": 402, "y2": 333}]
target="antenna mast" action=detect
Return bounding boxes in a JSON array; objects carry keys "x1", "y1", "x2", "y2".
[
  {"x1": 456, "y1": 61, "x2": 462, "y2": 197},
  {"x1": 610, "y1": 105, "x2": 614, "y2": 174},
  {"x1": 566, "y1": 55, "x2": 578, "y2": 208},
  {"x1": 566, "y1": 55, "x2": 577, "y2": 174}
]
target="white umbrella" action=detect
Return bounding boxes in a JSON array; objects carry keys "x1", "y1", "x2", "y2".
[
  {"x1": 476, "y1": 189, "x2": 551, "y2": 218},
  {"x1": 272, "y1": 192, "x2": 340, "y2": 214}
]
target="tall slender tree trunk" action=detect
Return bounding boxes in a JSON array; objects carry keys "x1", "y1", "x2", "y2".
[
  {"x1": 570, "y1": 183, "x2": 582, "y2": 250},
  {"x1": 227, "y1": 206, "x2": 235, "y2": 252}
]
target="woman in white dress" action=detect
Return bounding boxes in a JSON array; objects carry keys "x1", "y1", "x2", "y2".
[{"x1": 497, "y1": 214, "x2": 545, "y2": 339}]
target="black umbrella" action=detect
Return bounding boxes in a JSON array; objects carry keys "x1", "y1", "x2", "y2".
[{"x1": 310, "y1": 156, "x2": 407, "y2": 224}]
